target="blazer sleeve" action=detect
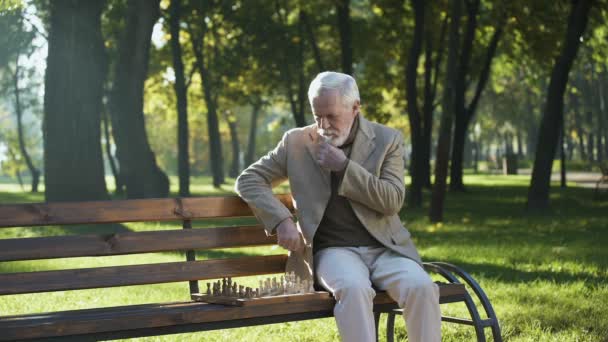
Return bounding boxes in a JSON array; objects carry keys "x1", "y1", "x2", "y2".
[
  {"x1": 337, "y1": 131, "x2": 406, "y2": 215},
  {"x1": 235, "y1": 131, "x2": 293, "y2": 235}
]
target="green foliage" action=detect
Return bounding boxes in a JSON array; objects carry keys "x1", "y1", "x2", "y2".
[{"x1": 0, "y1": 1, "x2": 42, "y2": 183}]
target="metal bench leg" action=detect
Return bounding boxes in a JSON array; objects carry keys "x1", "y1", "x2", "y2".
[
  {"x1": 429, "y1": 262, "x2": 502, "y2": 342},
  {"x1": 386, "y1": 312, "x2": 396, "y2": 342},
  {"x1": 423, "y1": 263, "x2": 495, "y2": 342},
  {"x1": 374, "y1": 311, "x2": 381, "y2": 342},
  {"x1": 382, "y1": 263, "x2": 500, "y2": 342}
]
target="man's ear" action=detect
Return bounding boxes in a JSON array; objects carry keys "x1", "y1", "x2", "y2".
[{"x1": 352, "y1": 100, "x2": 361, "y2": 116}]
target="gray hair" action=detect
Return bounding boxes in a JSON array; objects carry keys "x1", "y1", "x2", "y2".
[{"x1": 307, "y1": 71, "x2": 360, "y2": 108}]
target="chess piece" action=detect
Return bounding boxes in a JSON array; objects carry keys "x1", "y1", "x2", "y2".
[
  {"x1": 206, "y1": 283, "x2": 211, "y2": 295},
  {"x1": 232, "y1": 283, "x2": 238, "y2": 297},
  {"x1": 239, "y1": 285, "x2": 244, "y2": 298},
  {"x1": 222, "y1": 278, "x2": 227, "y2": 296},
  {"x1": 227, "y1": 277, "x2": 232, "y2": 296},
  {"x1": 255, "y1": 288, "x2": 260, "y2": 298}
]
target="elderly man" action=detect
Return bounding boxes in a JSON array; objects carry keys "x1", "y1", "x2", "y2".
[{"x1": 235, "y1": 71, "x2": 440, "y2": 342}]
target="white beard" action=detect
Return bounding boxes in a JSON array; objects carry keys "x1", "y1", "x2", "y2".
[{"x1": 317, "y1": 119, "x2": 354, "y2": 147}]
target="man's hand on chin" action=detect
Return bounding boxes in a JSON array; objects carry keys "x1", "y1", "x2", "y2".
[
  {"x1": 317, "y1": 142, "x2": 349, "y2": 172},
  {"x1": 276, "y1": 218, "x2": 304, "y2": 252}
]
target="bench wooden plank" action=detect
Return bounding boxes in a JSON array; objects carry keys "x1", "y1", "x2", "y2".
[
  {"x1": 0, "y1": 195, "x2": 293, "y2": 228},
  {"x1": 0, "y1": 255, "x2": 287, "y2": 295},
  {"x1": 0, "y1": 299, "x2": 333, "y2": 340},
  {"x1": 0, "y1": 225, "x2": 276, "y2": 261},
  {"x1": 0, "y1": 285, "x2": 466, "y2": 341}
]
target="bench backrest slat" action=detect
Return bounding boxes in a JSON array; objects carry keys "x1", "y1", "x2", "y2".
[
  {"x1": 0, "y1": 225, "x2": 275, "y2": 261},
  {"x1": 0, "y1": 254, "x2": 287, "y2": 295},
  {"x1": 0, "y1": 195, "x2": 293, "y2": 228}
]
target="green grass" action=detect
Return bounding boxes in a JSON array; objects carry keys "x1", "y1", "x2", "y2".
[{"x1": 1, "y1": 174, "x2": 607, "y2": 341}]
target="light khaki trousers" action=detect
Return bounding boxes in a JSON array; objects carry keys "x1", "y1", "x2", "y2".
[{"x1": 315, "y1": 246, "x2": 441, "y2": 342}]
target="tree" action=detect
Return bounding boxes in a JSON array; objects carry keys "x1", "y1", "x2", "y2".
[
  {"x1": 527, "y1": 0, "x2": 593, "y2": 211},
  {"x1": 420, "y1": 6, "x2": 447, "y2": 189},
  {"x1": 224, "y1": 110, "x2": 240, "y2": 178},
  {"x1": 12, "y1": 51, "x2": 40, "y2": 192},
  {"x1": 244, "y1": 97, "x2": 263, "y2": 167},
  {"x1": 107, "y1": 0, "x2": 169, "y2": 199},
  {"x1": 187, "y1": 2, "x2": 225, "y2": 188},
  {"x1": 336, "y1": 0, "x2": 353, "y2": 75},
  {"x1": 404, "y1": 0, "x2": 425, "y2": 208},
  {"x1": 169, "y1": 0, "x2": 190, "y2": 197},
  {"x1": 0, "y1": 7, "x2": 40, "y2": 192},
  {"x1": 43, "y1": 0, "x2": 108, "y2": 202},
  {"x1": 430, "y1": 0, "x2": 461, "y2": 222},
  {"x1": 449, "y1": 0, "x2": 505, "y2": 191}
]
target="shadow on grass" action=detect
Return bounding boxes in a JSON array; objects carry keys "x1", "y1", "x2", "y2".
[{"x1": 422, "y1": 258, "x2": 606, "y2": 287}]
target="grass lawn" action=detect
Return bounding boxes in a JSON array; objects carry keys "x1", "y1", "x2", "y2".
[{"x1": 0, "y1": 174, "x2": 607, "y2": 341}]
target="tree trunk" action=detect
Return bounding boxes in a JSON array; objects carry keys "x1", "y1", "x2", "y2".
[
  {"x1": 43, "y1": 0, "x2": 108, "y2": 202},
  {"x1": 449, "y1": 0, "x2": 479, "y2": 192},
  {"x1": 336, "y1": 0, "x2": 352, "y2": 75},
  {"x1": 297, "y1": 11, "x2": 306, "y2": 126},
  {"x1": 225, "y1": 112, "x2": 240, "y2": 178},
  {"x1": 422, "y1": 13, "x2": 448, "y2": 188},
  {"x1": 405, "y1": 0, "x2": 425, "y2": 208},
  {"x1": 13, "y1": 55, "x2": 40, "y2": 193},
  {"x1": 516, "y1": 130, "x2": 524, "y2": 159},
  {"x1": 301, "y1": 10, "x2": 325, "y2": 72},
  {"x1": 450, "y1": 2, "x2": 504, "y2": 191},
  {"x1": 572, "y1": 92, "x2": 587, "y2": 159},
  {"x1": 7, "y1": 147, "x2": 24, "y2": 190},
  {"x1": 586, "y1": 110, "x2": 595, "y2": 162},
  {"x1": 102, "y1": 108, "x2": 122, "y2": 195},
  {"x1": 189, "y1": 24, "x2": 225, "y2": 187},
  {"x1": 108, "y1": 0, "x2": 169, "y2": 199},
  {"x1": 602, "y1": 72, "x2": 608, "y2": 159},
  {"x1": 598, "y1": 73, "x2": 606, "y2": 162},
  {"x1": 170, "y1": 0, "x2": 190, "y2": 197},
  {"x1": 560, "y1": 115, "x2": 567, "y2": 187},
  {"x1": 527, "y1": 0, "x2": 592, "y2": 211},
  {"x1": 430, "y1": 0, "x2": 461, "y2": 222},
  {"x1": 473, "y1": 135, "x2": 480, "y2": 173},
  {"x1": 245, "y1": 98, "x2": 262, "y2": 167},
  {"x1": 525, "y1": 96, "x2": 538, "y2": 158},
  {"x1": 275, "y1": 5, "x2": 306, "y2": 127}
]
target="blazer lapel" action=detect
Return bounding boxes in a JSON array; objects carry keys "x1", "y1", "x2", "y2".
[{"x1": 349, "y1": 115, "x2": 376, "y2": 167}]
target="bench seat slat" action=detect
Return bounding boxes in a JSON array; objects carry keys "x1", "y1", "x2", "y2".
[
  {"x1": 0, "y1": 195, "x2": 293, "y2": 228},
  {"x1": 0, "y1": 285, "x2": 465, "y2": 341},
  {"x1": 0, "y1": 255, "x2": 287, "y2": 295},
  {"x1": 0, "y1": 225, "x2": 276, "y2": 261}
]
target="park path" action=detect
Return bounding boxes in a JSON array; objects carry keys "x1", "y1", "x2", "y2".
[{"x1": 518, "y1": 169, "x2": 602, "y2": 189}]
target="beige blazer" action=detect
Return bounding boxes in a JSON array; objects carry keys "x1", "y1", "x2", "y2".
[{"x1": 235, "y1": 115, "x2": 421, "y2": 284}]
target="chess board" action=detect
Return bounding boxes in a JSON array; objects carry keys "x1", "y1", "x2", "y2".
[
  {"x1": 191, "y1": 291, "x2": 332, "y2": 306},
  {"x1": 191, "y1": 273, "x2": 330, "y2": 306}
]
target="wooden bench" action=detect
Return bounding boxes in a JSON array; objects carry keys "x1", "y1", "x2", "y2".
[{"x1": 0, "y1": 195, "x2": 502, "y2": 341}]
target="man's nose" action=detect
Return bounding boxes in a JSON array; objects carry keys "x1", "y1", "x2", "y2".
[{"x1": 320, "y1": 118, "x2": 330, "y2": 129}]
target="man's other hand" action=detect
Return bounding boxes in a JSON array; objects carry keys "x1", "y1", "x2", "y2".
[
  {"x1": 276, "y1": 218, "x2": 303, "y2": 252},
  {"x1": 317, "y1": 142, "x2": 349, "y2": 172}
]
